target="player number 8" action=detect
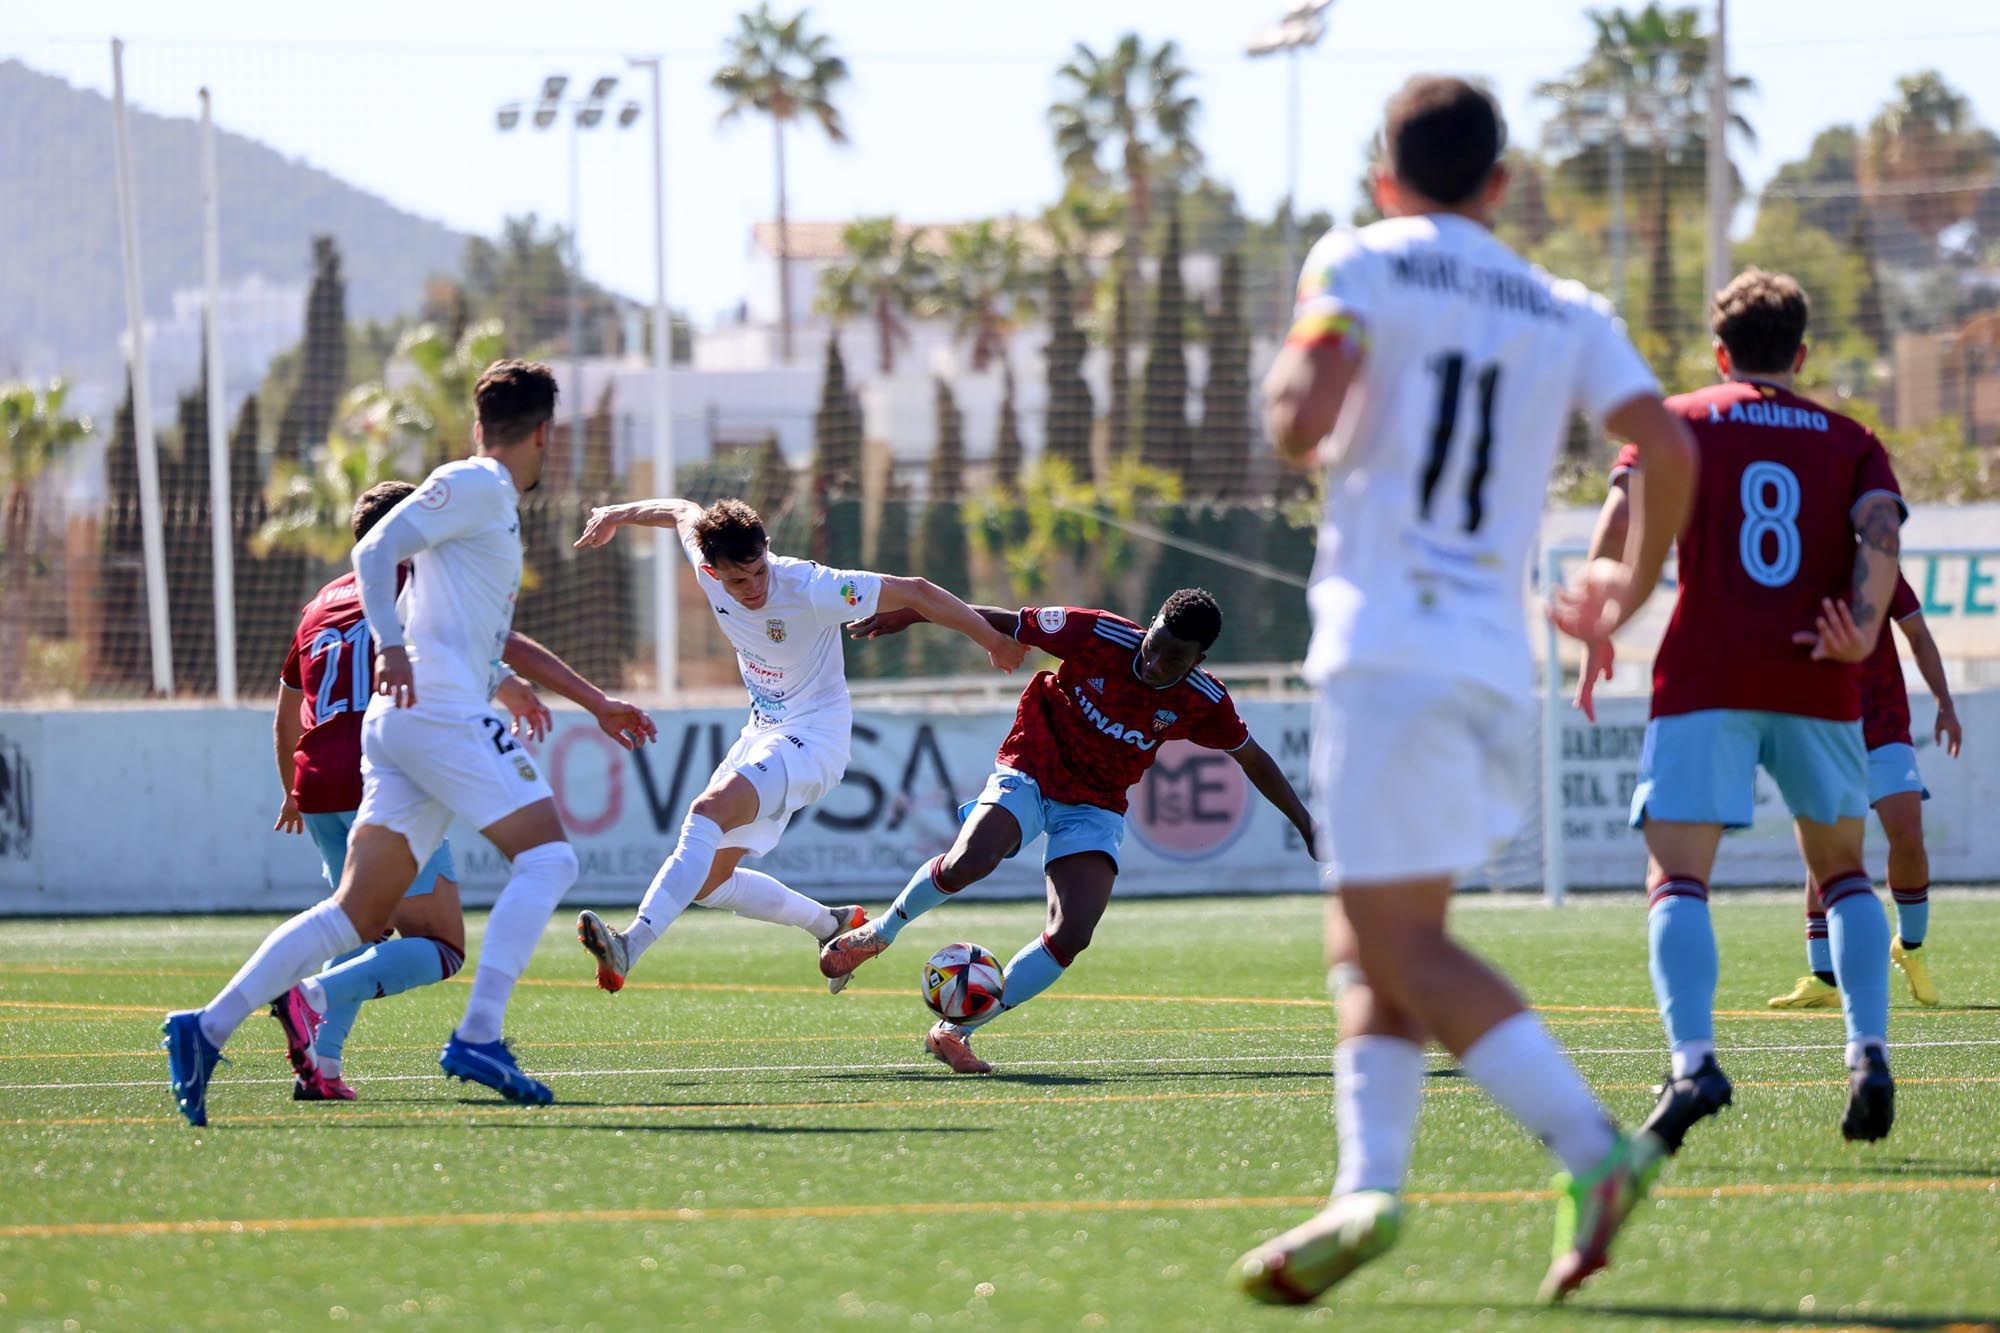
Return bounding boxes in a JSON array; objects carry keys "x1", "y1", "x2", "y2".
[{"x1": 1738, "y1": 460, "x2": 1802, "y2": 588}]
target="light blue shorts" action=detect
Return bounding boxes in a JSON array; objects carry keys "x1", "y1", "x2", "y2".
[
  {"x1": 303, "y1": 809, "x2": 457, "y2": 897},
  {"x1": 959, "y1": 767, "x2": 1126, "y2": 870},
  {"x1": 1867, "y1": 742, "x2": 1929, "y2": 804},
  {"x1": 1631, "y1": 710, "x2": 1868, "y2": 829}
]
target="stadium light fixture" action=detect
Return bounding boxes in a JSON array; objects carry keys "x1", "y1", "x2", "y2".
[
  {"x1": 1247, "y1": 0, "x2": 1334, "y2": 284},
  {"x1": 494, "y1": 71, "x2": 644, "y2": 480}
]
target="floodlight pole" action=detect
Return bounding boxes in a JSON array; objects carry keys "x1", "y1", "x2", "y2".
[
  {"x1": 199, "y1": 88, "x2": 237, "y2": 703},
  {"x1": 1704, "y1": 0, "x2": 1732, "y2": 302},
  {"x1": 110, "y1": 38, "x2": 173, "y2": 696},
  {"x1": 629, "y1": 53, "x2": 678, "y2": 697}
]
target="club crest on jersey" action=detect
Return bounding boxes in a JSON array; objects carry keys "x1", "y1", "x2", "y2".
[
  {"x1": 1037, "y1": 607, "x2": 1067, "y2": 634},
  {"x1": 766, "y1": 619, "x2": 787, "y2": 643},
  {"x1": 1088, "y1": 677, "x2": 1105, "y2": 693},
  {"x1": 1152, "y1": 709, "x2": 1178, "y2": 732},
  {"x1": 838, "y1": 581, "x2": 861, "y2": 607},
  {"x1": 416, "y1": 478, "x2": 451, "y2": 511},
  {"x1": 512, "y1": 756, "x2": 539, "y2": 782}
]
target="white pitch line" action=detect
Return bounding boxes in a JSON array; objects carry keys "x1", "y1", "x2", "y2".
[{"x1": 7, "y1": 1038, "x2": 2000, "y2": 1094}]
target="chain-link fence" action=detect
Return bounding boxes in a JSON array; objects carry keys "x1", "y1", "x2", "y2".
[{"x1": 3, "y1": 22, "x2": 1996, "y2": 705}]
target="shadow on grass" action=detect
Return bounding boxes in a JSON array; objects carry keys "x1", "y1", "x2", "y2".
[
  {"x1": 771, "y1": 1066, "x2": 1329, "y2": 1088},
  {"x1": 455, "y1": 1121, "x2": 991, "y2": 1137},
  {"x1": 1582, "y1": 1302, "x2": 1999, "y2": 1330},
  {"x1": 1840, "y1": 1156, "x2": 2000, "y2": 1179}
]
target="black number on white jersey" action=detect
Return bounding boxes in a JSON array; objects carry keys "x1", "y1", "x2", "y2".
[{"x1": 1419, "y1": 353, "x2": 1502, "y2": 535}]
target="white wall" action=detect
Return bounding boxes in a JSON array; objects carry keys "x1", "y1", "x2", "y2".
[{"x1": 4, "y1": 692, "x2": 1999, "y2": 916}]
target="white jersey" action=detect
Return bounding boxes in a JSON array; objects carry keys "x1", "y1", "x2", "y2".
[
  {"x1": 394, "y1": 456, "x2": 523, "y2": 703},
  {"x1": 1294, "y1": 215, "x2": 1658, "y2": 696},
  {"x1": 683, "y1": 529, "x2": 883, "y2": 733}
]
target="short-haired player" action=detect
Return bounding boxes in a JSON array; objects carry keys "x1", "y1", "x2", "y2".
[
  {"x1": 267, "y1": 480, "x2": 664, "y2": 1100},
  {"x1": 567, "y1": 496, "x2": 1027, "y2": 991},
  {"x1": 1234, "y1": 76, "x2": 1699, "y2": 1305},
  {"x1": 164, "y1": 360, "x2": 657, "y2": 1123},
  {"x1": 1578, "y1": 267, "x2": 1907, "y2": 1161},
  {"x1": 820, "y1": 588, "x2": 1317, "y2": 1073}
]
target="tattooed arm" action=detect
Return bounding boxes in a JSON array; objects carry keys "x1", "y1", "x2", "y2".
[
  {"x1": 1848, "y1": 494, "x2": 1903, "y2": 645},
  {"x1": 1796, "y1": 493, "x2": 1903, "y2": 664}
]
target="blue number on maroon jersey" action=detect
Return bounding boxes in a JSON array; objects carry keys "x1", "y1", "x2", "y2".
[
  {"x1": 1738, "y1": 461, "x2": 1802, "y2": 588},
  {"x1": 309, "y1": 620, "x2": 374, "y2": 718}
]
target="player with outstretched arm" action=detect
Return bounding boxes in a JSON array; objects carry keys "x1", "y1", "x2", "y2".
[
  {"x1": 820, "y1": 588, "x2": 1317, "y2": 1074},
  {"x1": 568, "y1": 497, "x2": 1027, "y2": 992}
]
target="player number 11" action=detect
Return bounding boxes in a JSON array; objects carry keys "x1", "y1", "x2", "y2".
[{"x1": 1420, "y1": 353, "x2": 1500, "y2": 535}]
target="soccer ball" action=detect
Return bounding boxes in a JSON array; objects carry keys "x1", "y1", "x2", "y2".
[{"x1": 921, "y1": 942, "x2": 1004, "y2": 1022}]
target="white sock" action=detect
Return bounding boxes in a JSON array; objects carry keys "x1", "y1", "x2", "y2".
[
  {"x1": 200, "y1": 899, "x2": 360, "y2": 1047},
  {"x1": 699, "y1": 868, "x2": 831, "y2": 937},
  {"x1": 316, "y1": 1054, "x2": 342, "y2": 1079},
  {"x1": 625, "y1": 814, "x2": 724, "y2": 961},
  {"x1": 1331, "y1": 1036, "x2": 1425, "y2": 1197},
  {"x1": 1670, "y1": 1039, "x2": 1716, "y2": 1079},
  {"x1": 1458, "y1": 1011, "x2": 1618, "y2": 1177},
  {"x1": 1845, "y1": 1038, "x2": 1888, "y2": 1069},
  {"x1": 455, "y1": 841, "x2": 579, "y2": 1044},
  {"x1": 298, "y1": 975, "x2": 329, "y2": 1015}
]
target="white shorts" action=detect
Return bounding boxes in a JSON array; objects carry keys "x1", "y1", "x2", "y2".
[
  {"x1": 714, "y1": 721, "x2": 850, "y2": 857},
  {"x1": 1312, "y1": 668, "x2": 1533, "y2": 886},
  {"x1": 356, "y1": 696, "x2": 554, "y2": 866}
]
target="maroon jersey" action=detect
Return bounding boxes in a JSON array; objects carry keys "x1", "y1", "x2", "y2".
[
  {"x1": 996, "y1": 607, "x2": 1251, "y2": 814},
  {"x1": 1859, "y1": 576, "x2": 1922, "y2": 750},
  {"x1": 1614, "y1": 381, "x2": 1903, "y2": 723},
  {"x1": 279, "y1": 571, "x2": 390, "y2": 813}
]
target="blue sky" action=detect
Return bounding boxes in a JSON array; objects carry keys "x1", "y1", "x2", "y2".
[{"x1": 7, "y1": 1, "x2": 1997, "y2": 323}]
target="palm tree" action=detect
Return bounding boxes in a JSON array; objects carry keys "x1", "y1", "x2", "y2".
[
  {"x1": 814, "y1": 216, "x2": 933, "y2": 376},
  {"x1": 252, "y1": 433, "x2": 409, "y2": 564},
  {"x1": 1537, "y1": 5, "x2": 1753, "y2": 350},
  {"x1": 1048, "y1": 35, "x2": 1200, "y2": 257},
  {"x1": 344, "y1": 319, "x2": 508, "y2": 473},
  {"x1": 714, "y1": 4, "x2": 850, "y2": 364},
  {"x1": 1863, "y1": 71, "x2": 1985, "y2": 244},
  {"x1": 926, "y1": 221, "x2": 1037, "y2": 373},
  {"x1": 1, "y1": 380, "x2": 92, "y2": 695}
]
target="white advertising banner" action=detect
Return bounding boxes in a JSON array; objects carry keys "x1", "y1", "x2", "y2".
[{"x1": 3, "y1": 692, "x2": 1996, "y2": 916}]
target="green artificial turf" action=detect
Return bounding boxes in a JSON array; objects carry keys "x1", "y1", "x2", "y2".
[{"x1": 3, "y1": 892, "x2": 1996, "y2": 1331}]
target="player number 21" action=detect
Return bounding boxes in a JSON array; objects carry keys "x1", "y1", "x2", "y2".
[
  {"x1": 1419, "y1": 353, "x2": 1500, "y2": 535},
  {"x1": 308, "y1": 621, "x2": 373, "y2": 719},
  {"x1": 1738, "y1": 460, "x2": 1802, "y2": 588}
]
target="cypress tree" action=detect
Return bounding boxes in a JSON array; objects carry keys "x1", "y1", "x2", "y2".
[
  {"x1": 1139, "y1": 203, "x2": 1191, "y2": 478},
  {"x1": 1106, "y1": 250, "x2": 1134, "y2": 462},
  {"x1": 1042, "y1": 261, "x2": 1093, "y2": 476},
  {"x1": 994, "y1": 361, "x2": 1024, "y2": 493},
  {"x1": 276, "y1": 237, "x2": 348, "y2": 464},
  {"x1": 1198, "y1": 251, "x2": 1252, "y2": 499}
]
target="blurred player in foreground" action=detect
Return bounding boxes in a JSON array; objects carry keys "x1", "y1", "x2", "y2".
[
  {"x1": 1578, "y1": 268, "x2": 1905, "y2": 1157},
  {"x1": 268, "y1": 480, "x2": 657, "y2": 1100},
  {"x1": 568, "y1": 497, "x2": 1026, "y2": 993},
  {"x1": 822, "y1": 588, "x2": 1316, "y2": 1072},
  {"x1": 165, "y1": 361, "x2": 655, "y2": 1123},
  {"x1": 1235, "y1": 76, "x2": 1697, "y2": 1306}
]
